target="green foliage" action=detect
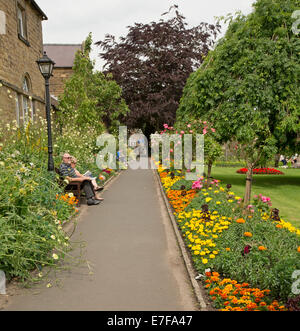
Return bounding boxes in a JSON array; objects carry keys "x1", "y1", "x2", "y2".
[
  {"x1": 212, "y1": 217, "x2": 300, "y2": 301},
  {"x1": 178, "y1": 0, "x2": 300, "y2": 165},
  {"x1": 0, "y1": 117, "x2": 117, "y2": 281},
  {"x1": 58, "y1": 33, "x2": 129, "y2": 134},
  {"x1": 0, "y1": 122, "x2": 74, "y2": 280},
  {"x1": 171, "y1": 178, "x2": 193, "y2": 191}
]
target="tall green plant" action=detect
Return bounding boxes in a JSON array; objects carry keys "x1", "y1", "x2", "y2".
[
  {"x1": 59, "y1": 33, "x2": 129, "y2": 134},
  {"x1": 177, "y1": 0, "x2": 300, "y2": 204}
]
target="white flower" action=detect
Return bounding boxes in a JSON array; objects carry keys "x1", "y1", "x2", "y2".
[
  {"x1": 52, "y1": 253, "x2": 59, "y2": 260},
  {"x1": 50, "y1": 235, "x2": 56, "y2": 240}
]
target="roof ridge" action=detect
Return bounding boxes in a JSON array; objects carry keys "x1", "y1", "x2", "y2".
[{"x1": 44, "y1": 44, "x2": 82, "y2": 46}]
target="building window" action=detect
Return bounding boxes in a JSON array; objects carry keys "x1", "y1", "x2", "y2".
[
  {"x1": 17, "y1": 4, "x2": 28, "y2": 44},
  {"x1": 0, "y1": 10, "x2": 6, "y2": 35},
  {"x1": 16, "y1": 75, "x2": 35, "y2": 126}
]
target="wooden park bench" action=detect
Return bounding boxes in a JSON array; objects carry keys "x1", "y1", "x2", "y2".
[{"x1": 55, "y1": 168, "x2": 83, "y2": 206}]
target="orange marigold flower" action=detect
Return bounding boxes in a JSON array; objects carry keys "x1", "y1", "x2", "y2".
[
  {"x1": 246, "y1": 302, "x2": 257, "y2": 310},
  {"x1": 244, "y1": 232, "x2": 252, "y2": 237},
  {"x1": 258, "y1": 246, "x2": 267, "y2": 251},
  {"x1": 225, "y1": 248, "x2": 231, "y2": 252},
  {"x1": 236, "y1": 218, "x2": 246, "y2": 224},
  {"x1": 276, "y1": 224, "x2": 283, "y2": 229},
  {"x1": 297, "y1": 246, "x2": 300, "y2": 253}
]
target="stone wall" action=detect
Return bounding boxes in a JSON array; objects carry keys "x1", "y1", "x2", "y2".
[
  {"x1": 49, "y1": 68, "x2": 74, "y2": 99},
  {"x1": 0, "y1": 0, "x2": 46, "y2": 126}
]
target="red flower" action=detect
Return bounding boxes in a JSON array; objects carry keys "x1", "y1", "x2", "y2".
[{"x1": 243, "y1": 245, "x2": 251, "y2": 256}]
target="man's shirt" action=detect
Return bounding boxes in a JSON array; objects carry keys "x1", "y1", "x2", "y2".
[{"x1": 59, "y1": 163, "x2": 77, "y2": 178}]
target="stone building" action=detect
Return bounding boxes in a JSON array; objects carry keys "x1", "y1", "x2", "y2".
[
  {"x1": 43, "y1": 44, "x2": 82, "y2": 99},
  {"x1": 0, "y1": 0, "x2": 47, "y2": 126}
]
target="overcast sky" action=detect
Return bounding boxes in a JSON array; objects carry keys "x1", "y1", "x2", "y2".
[{"x1": 38, "y1": 0, "x2": 256, "y2": 70}]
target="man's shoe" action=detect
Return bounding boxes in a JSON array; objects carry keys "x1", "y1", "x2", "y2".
[{"x1": 87, "y1": 198, "x2": 101, "y2": 206}]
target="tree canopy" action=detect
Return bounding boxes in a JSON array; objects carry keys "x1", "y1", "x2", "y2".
[
  {"x1": 96, "y1": 6, "x2": 221, "y2": 137},
  {"x1": 58, "y1": 33, "x2": 129, "y2": 134},
  {"x1": 177, "y1": 0, "x2": 300, "y2": 202}
]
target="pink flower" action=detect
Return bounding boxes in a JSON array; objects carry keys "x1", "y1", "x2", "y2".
[
  {"x1": 211, "y1": 128, "x2": 216, "y2": 133},
  {"x1": 189, "y1": 130, "x2": 193, "y2": 133},
  {"x1": 203, "y1": 121, "x2": 207, "y2": 124},
  {"x1": 203, "y1": 128, "x2": 207, "y2": 135},
  {"x1": 187, "y1": 124, "x2": 191, "y2": 128},
  {"x1": 163, "y1": 124, "x2": 168, "y2": 129},
  {"x1": 180, "y1": 131, "x2": 185, "y2": 134}
]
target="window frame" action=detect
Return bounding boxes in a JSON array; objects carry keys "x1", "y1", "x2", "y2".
[
  {"x1": 16, "y1": 2, "x2": 29, "y2": 46},
  {"x1": 16, "y1": 75, "x2": 35, "y2": 126}
]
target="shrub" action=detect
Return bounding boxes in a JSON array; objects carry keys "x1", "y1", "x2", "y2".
[{"x1": 0, "y1": 118, "x2": 106, "y2": 281}]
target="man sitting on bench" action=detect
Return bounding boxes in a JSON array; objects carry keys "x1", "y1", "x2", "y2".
[{"x1": 59, "y1": 153, "x2": 102, "y2": 206}]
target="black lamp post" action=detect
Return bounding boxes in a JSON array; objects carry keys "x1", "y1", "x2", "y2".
[{"x1": 37, "y1": 51, "x2": 55, "y2": 171}]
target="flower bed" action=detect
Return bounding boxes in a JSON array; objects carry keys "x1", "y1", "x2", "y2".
[
  {"x1": 237, "y1": 168, "x2": 284, "y2": 175},
  {"x1": 158, "y1": 166, "x2": 300, "y2": 311},
  {"x1": 0, "y1": 119, "x2": 116, "y2": 282}
]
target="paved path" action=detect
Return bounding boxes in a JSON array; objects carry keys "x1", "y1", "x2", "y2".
[{"x1": 4, "y1": 167, "x2": 198, "y2": 311}]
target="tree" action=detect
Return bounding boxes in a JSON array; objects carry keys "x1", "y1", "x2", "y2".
[
  {"x1": 177, "y1": 0, "x2": 300, "y2": 204},
  {"x1": 96, "y1": 6, "x2": 221, "y2": 138},
  {"x1": 58, "y1": 33, "x2": 129, "y2": 134}
]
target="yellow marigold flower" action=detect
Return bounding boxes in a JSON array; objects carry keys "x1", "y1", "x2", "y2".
[
  {"x1": 216, "y1": 201, "x2": 221, "y2": 205},
  {"x1": 206, "y1": 197, "x2": 212, "y2": 203},
  {"x1": 202, "y1": 258, "x2": 208, "y2": 264}
]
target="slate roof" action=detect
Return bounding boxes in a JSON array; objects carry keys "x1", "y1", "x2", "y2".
[{"x1": 43, "y1": 44, "x2": 82, "y2": 68}]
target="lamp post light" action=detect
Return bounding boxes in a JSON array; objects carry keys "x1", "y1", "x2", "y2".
[{"x1": 36, "y1": 51, "x2": 55, "y2": 171}]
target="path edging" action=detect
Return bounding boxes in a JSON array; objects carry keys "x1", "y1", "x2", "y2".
[{"x1": 153, "y1": 168, "x2": 210, "y2": 311}]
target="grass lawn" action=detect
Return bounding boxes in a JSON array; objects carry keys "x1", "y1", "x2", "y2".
[{"x1": 210, "y1": 166, "x2": 300, "y2": 229}]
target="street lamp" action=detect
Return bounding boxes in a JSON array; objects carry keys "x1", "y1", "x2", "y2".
[{"x1": 37, "y1": 51, "x2": 55, "y2": 171}]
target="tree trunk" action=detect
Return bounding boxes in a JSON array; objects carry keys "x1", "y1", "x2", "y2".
[
  {"x1": 274, "y1": 154, "x2": 280, "y2": 168},
  {"x1": 244, "y1": 164, "x2": 253, "y2": 205},
  {"x1": 206, "y1": 160, "x2": 213, "y2": 187}
]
